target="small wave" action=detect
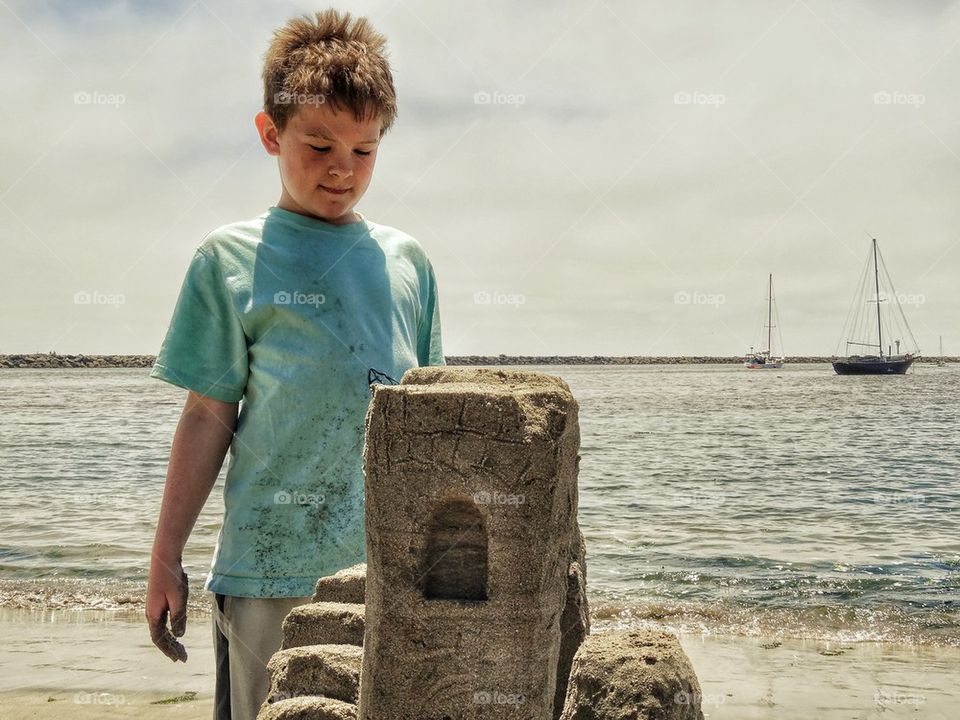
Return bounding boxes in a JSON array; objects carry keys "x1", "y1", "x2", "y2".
[
  {"x1": 589, "y1": 597, "x2": 960, "y2": 647},
  {"x1": 0, "y1": 578, "x2": 211, "y2": 615}
]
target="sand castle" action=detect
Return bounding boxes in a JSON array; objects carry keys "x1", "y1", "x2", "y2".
[{"x1": 257, "y1": 368, "x2": 703, "y2": 720}]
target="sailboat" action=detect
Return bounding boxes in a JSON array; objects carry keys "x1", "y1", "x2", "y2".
[
  {"x1": 744, "y1": 273, "x2": 784, "y2": 369},
  {"x1": 937, "y1": 336, "x2": 946, "y2": 367},
  {"x1": 832, "y1": 238, "x2": 920, "y2": 375}
]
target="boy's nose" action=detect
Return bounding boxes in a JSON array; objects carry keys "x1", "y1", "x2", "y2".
[{"x1": 328, "y1": 162, "x2": 352, "y2": 179}]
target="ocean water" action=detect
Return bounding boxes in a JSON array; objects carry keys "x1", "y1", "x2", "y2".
[{"x1": 0, "y1": 365, "x2": 957, "y2": 647}]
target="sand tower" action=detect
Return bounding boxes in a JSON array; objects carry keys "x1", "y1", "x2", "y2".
[{"x1": 359, "y1": 367, "x2": 584, "y2": 719}]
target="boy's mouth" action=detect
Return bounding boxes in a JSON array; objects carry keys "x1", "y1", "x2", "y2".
[{"x1": 320, "y1": 184, "x2": 351, "y2": 196}]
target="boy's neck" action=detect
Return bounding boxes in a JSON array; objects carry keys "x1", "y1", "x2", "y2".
[{"x1": 276, "y1": 194, "x2": 360, "y2": 226}]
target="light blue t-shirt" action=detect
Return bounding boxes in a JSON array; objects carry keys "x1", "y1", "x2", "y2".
[{"x1": 151, "y1": 206, "x2": 444, "y2": 597}]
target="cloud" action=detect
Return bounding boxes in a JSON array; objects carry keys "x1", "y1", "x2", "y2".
[{"x1": 1, "y1": 0, "x2": 958, "y2": 355}]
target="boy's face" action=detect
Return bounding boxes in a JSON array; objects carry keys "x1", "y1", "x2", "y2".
[{"x1": 256, "y1": 103, "x2": 382, "y2": 225}]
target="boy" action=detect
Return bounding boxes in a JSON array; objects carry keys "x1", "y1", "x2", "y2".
[{"x1": 145, "y1": 10, "x2": 444, "y2": 720}]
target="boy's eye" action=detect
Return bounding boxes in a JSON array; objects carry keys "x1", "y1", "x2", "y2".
[{"x1": 307, "y1": 145, "x2": 372, "y2": 156}]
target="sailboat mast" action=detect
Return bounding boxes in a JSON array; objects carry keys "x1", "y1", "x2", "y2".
[
  {"x1": 873, "y1": 238, "x2": 883, "y2": 358},
  {"x1": 767, "y1": 273, "x2": 773, "y2": 356}
]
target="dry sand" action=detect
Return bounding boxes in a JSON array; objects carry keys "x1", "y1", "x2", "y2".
[{"x1": 2, "y1": 607, "x2": 957, "y2": 719}]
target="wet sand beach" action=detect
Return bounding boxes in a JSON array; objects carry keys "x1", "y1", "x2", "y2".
[{"x1": 2, "y1": 606, "x2": 957, "y2": 719}]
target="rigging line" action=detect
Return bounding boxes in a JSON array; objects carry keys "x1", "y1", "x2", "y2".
[
  {"x1": 876, "y1": 246, "x2": 921, "y2": 354},
  {"x1": 773, "y1": 292, "x2": 785, "y2": 358},
  {"x1": 836, "y1": 243, "x2": 872, "y2": 355}
]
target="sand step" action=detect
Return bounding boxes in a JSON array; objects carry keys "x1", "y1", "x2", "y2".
[
  {"x1": 258, "y1": 695, "x2": 356, "y2": 720},
  {"x1": 282, "y1": 602, "x2": 365, "y2": 649},
  {"x1": 312, "y1": 563, "x2": 366, "y2": 604},
  {"x1": 559, "y1": 630, "x2": 703, "y2": 720},
  {"x1": 266, "y1": 643, "x2": 363, "y2": 705}
]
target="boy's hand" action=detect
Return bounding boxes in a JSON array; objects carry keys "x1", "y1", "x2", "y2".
[
  {"x1": 147, "y1": 390, "x2": 239, "y2": 662},
  {"x1": 146, "y1": 391, "x2": 237, "y2": 663},
  {"x1": 146, "y1": 558, "x2": 189, "y2": 662}
]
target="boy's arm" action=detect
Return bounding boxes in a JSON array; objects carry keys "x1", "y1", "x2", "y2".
[
  {"x1": 146, "y1": 390, "x2": 238, "y2": 662},
  {"x1": 417, "y1": 259, "x2": 445, "y2": 366}
]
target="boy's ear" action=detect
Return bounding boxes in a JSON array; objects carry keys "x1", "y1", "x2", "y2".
[{"x1": 255, "y1": 111, "x2": 281, "y2": 156}]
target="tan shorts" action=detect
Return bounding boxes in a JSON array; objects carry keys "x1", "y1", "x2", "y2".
[{"x1": 211, "y1": 592, "x2": 313, "y2": 720}]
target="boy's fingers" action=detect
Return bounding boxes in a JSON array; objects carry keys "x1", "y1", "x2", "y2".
[
  {"x1": 156, "y1": 628, "x2": 188, "y2": 662},
  {"x1": 146, "y1": 606, "x2": 167, "y2": 643},
  {"x1": 171, "y1": 608, "x2": 187, "y2": 638},
  {"x1": 172, "y1": 573, "x2": 189, "y2": 637},
  {"x1": 148, "y1": 609, "x2": 188, "y2": 662}
]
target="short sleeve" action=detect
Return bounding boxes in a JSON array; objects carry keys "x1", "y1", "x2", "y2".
[
  {"x1": 417, "y1": 260, "x2": 445, "y2": 367},
  {"x1": 150, "y1": 248, "x2": 249, "y2": 402}
]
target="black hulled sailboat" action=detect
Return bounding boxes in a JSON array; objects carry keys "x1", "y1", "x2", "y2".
[{"x1": 832, "y1": 238, "x2": 919, "y2": 375}]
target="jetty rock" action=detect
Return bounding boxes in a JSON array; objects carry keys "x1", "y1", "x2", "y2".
[{"x1": 257, "y1": 368, "x2": 702, "y2": 720}]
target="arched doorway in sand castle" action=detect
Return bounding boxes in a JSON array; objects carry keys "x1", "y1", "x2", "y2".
[{"x1": 422, "y1": 497, "x2": 488, "y2": 601}]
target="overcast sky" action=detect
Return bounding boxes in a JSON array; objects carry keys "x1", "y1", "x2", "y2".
[{"x1": 1, "y1": 0, "x2": 958, "y2": 356}]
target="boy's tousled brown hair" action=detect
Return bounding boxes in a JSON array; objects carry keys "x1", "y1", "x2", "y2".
[{"x1": 263, "y1": 9, "x2": 397, "y2": 134}]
